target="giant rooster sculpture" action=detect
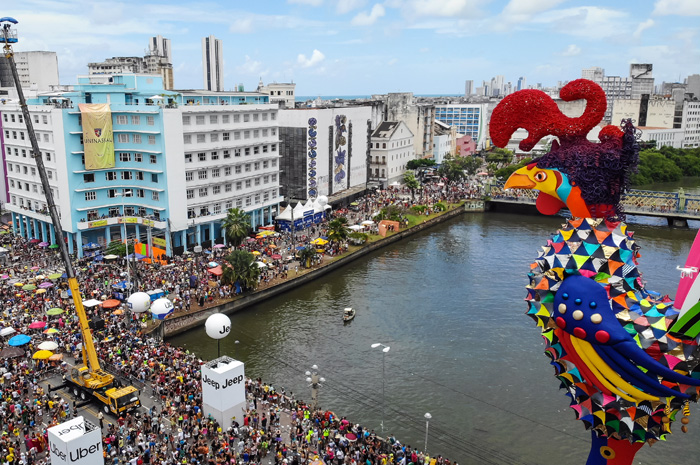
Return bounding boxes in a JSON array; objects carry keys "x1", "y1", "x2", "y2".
[{"x1": 491, "y1": 79, "x2": 700, "y2": 464}]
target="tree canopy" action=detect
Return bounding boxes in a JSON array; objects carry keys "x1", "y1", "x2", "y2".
[
  {"x1": 406, "y1": 159, "x2": 437, "y2": 170},
  {"x1": 221, "y1": 250, "x2": 260, "y2": 290},
  {"x1": 221, "y1": 208, "x2": 250, "y2": 247}
]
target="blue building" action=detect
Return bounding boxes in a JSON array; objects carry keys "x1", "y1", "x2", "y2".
[{"x1": 434, "y1": 103, "x2": 489, "y2": 150}]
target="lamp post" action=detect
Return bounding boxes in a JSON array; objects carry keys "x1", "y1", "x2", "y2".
[
  {"x1": 305, "y1": 364, "x2": 325, "y2": 412},
  {"x1": 424, "y1": 412, "x2": 432, "y2": 456},
  {"x1": 371, "y1": 343, "x2": 390, "y2": 433},
  {"x1": 114, "y1": 189, "x2": 132, "y2": 297}
]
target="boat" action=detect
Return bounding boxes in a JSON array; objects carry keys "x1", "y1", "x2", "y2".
[{"x1": 343, "y1": 307, "x2": 355, "y2": 322}]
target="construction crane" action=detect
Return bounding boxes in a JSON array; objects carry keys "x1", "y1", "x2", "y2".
[{"x1": 1, "y1": 17, "x2": 140, "y2": 414}]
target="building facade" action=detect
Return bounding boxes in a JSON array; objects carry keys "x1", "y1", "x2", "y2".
[
  {"x1": 369, "y1": 121, "x2": 415, "y2": 186},
  {"x1": 202, "y1": 35, "x2": 223, "y2": 92},
  {"x1": 637, "y1": 127, "x2": 685, "y2": 149},
  {"x1": 434, "y1": 103, "x2": 489, "y2": 149},
  {"x1": 5, "y1": 51, "x2": 60, "y2": 90},
  {"x1": 611, "y1": 98, "x2": 675, "y2": 128},
  {"x1": 257, "y1": 80, "x2": 296, "y2": 108},
  {"x1": 1, "y1": 74, "x2": 280, "y2": 257},
  {"x1": 682, "y1": 101, "x2": 700, "y2": 148}
]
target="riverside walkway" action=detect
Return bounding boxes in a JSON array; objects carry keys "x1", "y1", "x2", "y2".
[{"x1": 487, "y1": 181, "x2": 700, "y2": 227}]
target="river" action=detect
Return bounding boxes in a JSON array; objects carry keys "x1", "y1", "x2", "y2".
[{"x1": 168, "y1": 212, "x2": 700, "y2": 465}]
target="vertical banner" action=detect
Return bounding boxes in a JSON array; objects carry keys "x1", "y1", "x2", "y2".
[{"x1": 79, "y1": 103, "x2": 115, "y2": 171}]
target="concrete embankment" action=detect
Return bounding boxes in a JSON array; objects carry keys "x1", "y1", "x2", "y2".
[{"x1": 162, "y1": 200, "x2": 484, "y2": 337}]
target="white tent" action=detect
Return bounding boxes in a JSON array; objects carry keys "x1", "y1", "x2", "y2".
[
  {"x1": 83, "y1": 299, "x2": 102, "y2": 307},
  {"x1": 293, "y1": 202, "x2": 307, "y2": 219},
  {"x1": 349, "y1": 225, "x2": 363, "y2": 231},
  {"x1": 276, "y1": 205, "x2": 293, "y2": 221},
  {"x1": 313, "y1": 198, "x2": 325, "y2": 214},
  {"x1": 303, "y1": 199, "x2": 315, "y2": 213}
]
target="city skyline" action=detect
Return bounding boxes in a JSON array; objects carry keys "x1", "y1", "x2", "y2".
[{"x1": 6, "y1": 0, "x2": 700, "y2": 95}]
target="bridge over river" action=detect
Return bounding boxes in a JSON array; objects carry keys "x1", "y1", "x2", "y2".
[{"x1": 487, "y1": 181, "x2": 700, "y2": 227}]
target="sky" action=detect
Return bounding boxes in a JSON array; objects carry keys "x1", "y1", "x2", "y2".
[{"x1": 6, "y1": 0, "x2": 700, "y2": 96}]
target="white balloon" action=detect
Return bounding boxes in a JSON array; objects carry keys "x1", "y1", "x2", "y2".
[
  {"x1": 317, "y1": 195, "x2": 328, "y2": 207},
  {"x1": 150, "y1": 298, "x2": 174, "y2": 320},
  {"x1": 205, "y1": 313, "x2": 231, "y2": 340},
  {"x1": 127, "y1": 292, "x2": 151, "y2": 313}
]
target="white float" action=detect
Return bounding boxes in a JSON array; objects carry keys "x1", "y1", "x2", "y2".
[{"x1": 127, "y1": 292, "x2": 151, "y2": 313}]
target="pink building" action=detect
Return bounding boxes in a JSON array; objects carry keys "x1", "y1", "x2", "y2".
[{"x1": 456, "y1": 135, "x2": 476, "y2": 157}]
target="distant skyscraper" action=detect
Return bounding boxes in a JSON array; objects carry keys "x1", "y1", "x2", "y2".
[
  {"x1": 1, "y1": 51, "x2": 59, "y2": 90},
  {"x1": 686, "y1": 74, "x2": 700, "y2": 99},
  {"x1": 202, "y1": 35, "x2": 223, "y2": 92},
  {"x1": 582, "y1": 66, "x2": 604, "y2": 81},
  {"x1": 150, "y1": 35, "x2": 172, "y2": 63},
  {"x1": 517, "y1": 76, "x2": 526, "y2": 91},
  {"x1": 464, "y1": 80, "x2": 473, "y2": 97}
]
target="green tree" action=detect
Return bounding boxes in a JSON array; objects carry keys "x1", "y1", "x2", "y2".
[
  {"x1": 221, "y1": 208, "x2": 250, "y2": 247},
  {"x1": 348, "y1": 232, "x2": 369, "y2": 245},
  {"x1": 485, "y1": 148, "x2": 513, "y2": 164},
  {"x1": 406, "y1": 159, "x2": 437, "y2": 170},
  {"x1": 297, "y1": 247, "x2": 318, "y2": 268},
  {"x1": 631, "y1": 149, "x2": 683, "y2": 185},
  {"x1": 438, "y1": 158, "x2": 466, "y2": 185},
  {"x1": 494, "y1": 157, "x2": 533, "y2": 180},
  {"x1": 461, "y1": 156, "x2": 483, "y2": 176},
  {"x1": 327, "y1": 218, "x2": 349, "y2": 244},
  {"x1": 403, "y1": 171, "x2": 420, "y2": 201},
  {"x1": 221, "y1": 250, "x2": 260, "y2": 290},
  {"x1": 105, "y1": 239, "x2": 134, "y2": 257}
]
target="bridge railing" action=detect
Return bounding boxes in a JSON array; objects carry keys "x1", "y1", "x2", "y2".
[{"x1": 486, "y1": 180, "x2": 700, "y2": 218}]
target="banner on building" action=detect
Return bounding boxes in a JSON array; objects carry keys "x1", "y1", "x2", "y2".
[{"x1": 78, "y1": 103, "x2": 115, "y2": 171}]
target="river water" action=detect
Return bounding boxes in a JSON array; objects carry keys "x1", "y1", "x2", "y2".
[{"x1": 169, "y1": 212, "x2": 700, "y2": 465}]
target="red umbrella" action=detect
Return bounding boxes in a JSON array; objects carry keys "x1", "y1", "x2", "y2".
[
  {"x1": 28, "y1": 321, "x2": 46, "y2": 329},
  {"x1": 271, "y1": 254, "x2": 282, "y2": 260}
]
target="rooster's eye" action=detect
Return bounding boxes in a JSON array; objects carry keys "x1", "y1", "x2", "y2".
[{"x1": 534, "y1": 171, "x2": 547, "y2": 182}]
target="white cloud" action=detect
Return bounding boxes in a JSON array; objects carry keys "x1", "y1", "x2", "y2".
[
  {"x1": 351, "y1": 4, "x2": 386, "y2": 26},
  {"x1": 288, "y1": 0, "x2": 324, "y2": 5},
  {"x1": 502, "y1": 0, "x2": 566, "y2": 19},
  {"x1": 532, "y1": 6, "x2": 630, "y2": 39},
  {"x1": 653, "y1": 0, "x2": 700, "y2": 16},
  {"x1": 633, "y1": 19, "x2": 655, "y2": 39},
  {"x1": 336, "y1": 0, "x2": 366, "y2": 14},
  {"x1": 388, "y1": 58, "x2": 399, "y2": 65},
  {"x1": 230, "y1": 18, "x2": 254, "y2": 34},
  {"x1": 297, "y1": 49, "x2": 326, "y2": 67},
  {"x1": 236, "y1": 55, "x2": 267, "y2": 76},
  {"x1": 560, "y1": 44, "x2": 581, "y2": 56}
]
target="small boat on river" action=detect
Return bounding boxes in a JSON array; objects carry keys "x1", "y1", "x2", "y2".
[{"x1": 343, "y1": 307, "x2": 355, "y2": 322}]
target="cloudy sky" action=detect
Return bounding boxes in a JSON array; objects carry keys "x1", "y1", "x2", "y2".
[{"x1": 7, "y1": 0, "x2": 700, "y2": 96}]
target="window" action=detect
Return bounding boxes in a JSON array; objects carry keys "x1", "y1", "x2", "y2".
[
  {"x1": 210, "y1": 115, "x2": 218, "y2": 124},
  {"x1": 234, "y1": 132, "x2": 240, "y2": 140},
  {"x1": 137, "y1": 189, "x2": 145, "y2": 198},
  {"x1": 226, "y1": 200, "x2": 232, "y2": 209},
  {"x1": 185, "y1": 172, "x2": 193, "y2": 181},
  {"x1": 223, "y1": 150, "x2": 230, "y2": 159},
  {"x1": 263, "y1": 175, "x2": 269, "y2": 183},
  {"x1": 147, "y1": 116, "x2": 154, "y2": 126},
  {"x1": 197, "y1": 134, "x2": 205, "y2": 143},
  {"x1": 223, "y1": 132, "x2": 230, "y2": 141},
  {"x1": 182, "y1": 116, "x2": 190, "y2": 125},
  {"x1": 151, "y1": 174, "x2": 158, "y2": 183},
  {"x1": 138, "y1": 207, "x2": 147, "y2": 217},
  {"x1": 233, "y1": 114, "x2": 240, "y2": 123},
  {"x1": 271, "y1": 159, "x2": 277, "y2": 167},
  {"x1": 213, "y1": 204, "x2": 221, "y2": 214},
  {"x1": 236, "y1": 199, "x2": 242, "y2": 208},
  {"x1": 134, "y1": 153, "x2": 142, "y2": 162},
  {"x1": 270, "y1": 112, "x2": 276, "y2": 121},
  {"x1": 45, "y1": 152, "x2": 52, "y2": 161},
  {"x1": 117, "y1": 115, "x2": 128, "y2": 125},
  {"x1": 106, "y1": 171, "x2": 117, "y2": 181},
  {"x1": 253, "y1": 146, "x2": 260, "y2": 155},
  {"x1": 245, "y1": 164, "x2": 251, "y2": 172},
  {"x1": 263, "y1": 160, "x2": 269, "y2": 168},
  {"x1": 121, "y1": 171, "x2": 132, "y2": 180},
  {"x1": 244, "y1": 130, "x2": 250, "y2": 139},
  {"x1": 124, "y1": 206, "x2": 135, "y2": 216},
  {"x1": 225, "y1": 183, "x2": 232, "y2": 192},
  {"x1": 212, "y1": 168, "x2": 220, "y2": 178},
  {"x1": 9, "y1": 180, "x2": 14, "y2": 188},
  {"x1": 6, "y1": 164, "x2": 11, "y2": 172},
  {"x1": 152, "y1": 191, "x2": 159, "y2": 200},
  {"x1": 254, "y1": 162, "x2": 260, "y2": 170},
  {"x1": 136, "y1": 172, "x2": 144, "y2": 181},
  {"x1": 198, "y1": 170, "x2": 207, "y2": 180},
  {"x1": 199, "y1": 207, "x2": 208, "y2": 216},
  {"x1": 225, "y1": 167, "x2": 231, "y2": 176},
  {"x1": 243, "y1": 114, "x2": 250, "y2": 122},
  {"x1": 236, "y1": 182, "x2": 242, "y2": 190},
  {"x1": 244, "y1": 148, "x2": 250, "y2": 156},
  {"x1": 131, "y1": 115, "x2": 140, "y2": 125},
  {"x1": 254, "y1": 177, "x2": 260, "y2": 186},
  {"x1": 213, "y1": 185, "x2": 221, "y2": 194},
  {"x1": 271, "y1": 174, "x2": 277, "y2": 182},
  {"x1": 150, "y1": 155, "x2": 157, "y2": 164},
  {"x1": 262, "y1": 145, "x2": 268, "y2": 153},
  {"x1": 196, "y1": 115, "x2": 205, "y2": 125},
  {"x1": 253, "y1": 113, "x2": 259, "y2": 122},
  {"x1": 253, "y1": 130, "x2": 259, "y2": 138},
  {"x1": 210, "y1": 133, "x2": 218, "y2": 142},
  {"x1": 234, "y1": 149, "x2": 241, "y2": 157},
  {"x1": 235, "y1": 165, "x2": 241, "y2": 174},
  {"x1": 185, "y1": 153, "x2": 192, "y2": 163},
  {"x1": 87, "y1": 210, "x2": 98, "y2": 221},
  {"x1": 118, "y1": 134, "x2": 129, "y2": 143},
  {"x1": 83, "y1": 173, "x2": 95, "y2": 183},
  {"x1": 198, "y1": 153, "x2": 206, "y2": 162},
  {"x1": 133, "y1": 134, "x2": 142, "y2": 144},
  {"x1": 108, "y1": 189, "x2": 117, "y2": 198},
  {"x1": 254, "y1": 194, "x2": 260, "y2": 203},
  {"x1": 120, "y1": 153, "x2": 131, "y2": 162},
  {"x1": 187, "y1": 189, "x2": 194, "y2": 199},
  {"x1": 245, "y1": 197, "x2": 251, "y2": 206},
  {"x1": 148, "y1": 135, "x2": 156, "y2": 145},
  {"x1": 184, "y1": 135, "x2": 192, "y2": 144},
  {"x1": 262, "y1": 113, "x2": 268, "y2": 121},
  {"x1": 245, "y1": 180, "x2": 251, "y2": 188},
  {"x1": 198, "y1": 187, "x2": 208, "y2": 197},
  {"x1": 223, "y1": 115, "x2": 229, "y2": 123}
]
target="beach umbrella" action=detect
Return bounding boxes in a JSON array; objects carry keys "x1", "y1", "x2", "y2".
[
  {"x1": 0, "y1": 346, "x2": 24, "y2": 358},
  {"x1": 104, "y1": 336, "x2": 116, "y2": 342},
  {"x1": 49, "y1": 353, "x2": 63, "y2": 361},
  {"x1": 38, "y1": 242, "x2": 49, "y2": 247},
  {"x1": 28, "y1": 321, "x2": 46, "y2": 329},
  {"x1": 1, "y1": 275, "x2": 9, "y2": 279},
  {"x1": 252, "y1": 251, "x2": 261, "y2": 256},
  {"x1": 35, "y1": 289, "x2": 46, "y2": 295},
  {"x1": 39, "y1": 282, "x2": 53, "y2": 288},
  {"x1": 101, "y1": 299, "x2": 121, "y2": 309},
  {"x1": 207, "y1": 261, "x2": 219, "y2": 268},
  {"x1": 255, "y1": 261, "x2": 267, "y2": 268},
  {"x1": 246, "y1": 237, "x2": 256, "y2": 243},
  {"x1": 104, "y1": 254, "x2": 119, "y2": 260},
  {"x1": 31, "y1": 266, "x2": 40, "y2": 270},
  {"x1": 8, "y1": 334, "x2": 31, "y2": 346},
  {"x1": 43, "y1": 328, "x2": 59, "y2": 334},
  {"x1": 48, "y1": 273, "x2": 63, "y2": 280},
  {"x1": 35, "y1": 275, "x2": 46, "y2": 280},
  {"x1": 29, "y1": 238, "x2": 40, "y2": 244},
  {"x1": 13, "y1": 282, "x2": 24, "y2": 287},
  {"x1": 46, "y1": 308, "x2": 63, "y2": 316},
  {"x1": 271, "y1": 254, "x2": 282, "y2": 260},
  {"x1": 0, "y1": 327, "x2": 16, "y2": 337},
  {"x1": 22, "y1": 284, "x2": 36, "y2": 291},
  {"x1": 32, "y1": 350, "x2": 53, "y2": 360},
  {"x1": 112, "y1": 309, "x2": 124, "y2": 316},
  {"x1": 213, "y1": 243, "x2": 226, "y2": 248},
  {"x1": 48, "y1": 244, "x2": 59, "y2": 249},
  {"x1": 37, "y1": 341, "x2": 58, "y2": 351}
]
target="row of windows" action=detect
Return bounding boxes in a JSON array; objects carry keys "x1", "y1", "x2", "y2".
[
  {"x1": 86, "y1": 206, "x2": 159, "y2": 221},
  {"x1": 9, "y1": 178, "x2": 51, "y2": 193},
  {"x1": 183, "y1": 128, "x2": 277, "y2": 144},
  {"x1": 85, "y1": 188, "x2": 160, "y2": 201},
  {"x1": 11, "y1": 195, "x2": 54, "y2": 211},
  {"x1": 4, "y1": 130, "x2": 53, "y2": 144},
  {"x1": 187, "y1": 190, "x2": 277, "y2": 217},
  {"x1": 115, "y1": 133, "x2": 157, "y2": 145},
  {"x1": 2, "y1": 113, "x2": 50, "y2": 125},
  {"x1": 372, "y1": 139, "x2": 411, "y2": 149},
  {"x1": 117, "y1": 152, "x2": 158, "y2": 164},
  {"x1": 182, "y1": 112, "x2": 276, "y2": 126},
  {"x1": 6, "y1": 146, "x2": 53, "y2": 162},
  {"x1": 115, "y1": 115, "x2": 156, "y2": 126},
  {"x1": 185, "y1": 149, "x2": 278, "y2": 164},
  {"x1": 7, "y1": 163, "x2": 54, "y2": 179},
  {"x1": 185, "y1": 174, "x2": 278, "y2": 197},
  {"x1": 83, "y1": 171, "x2": 159, "y2": 183},
  {"x1": 186, "y1": 165, "x2": 277, "y2": 181}
]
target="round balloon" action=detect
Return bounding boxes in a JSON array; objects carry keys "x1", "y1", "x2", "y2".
[
  {"x1": 127, "y1": 292, "x2": 151, "y2": 313},
  {"x1": 150, "y1": 298, "x2": 174, "y2": 320},
  {"x1": 205, "y1": 313, "x2": 231, "y2": 340},
  {"x1": 317, "y1": 195, "x2": 328, "y2": 207}
]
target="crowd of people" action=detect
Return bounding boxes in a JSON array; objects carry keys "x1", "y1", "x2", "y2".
[{"x1": 0, "y1": 178, "x2": 482, "y2": 464}]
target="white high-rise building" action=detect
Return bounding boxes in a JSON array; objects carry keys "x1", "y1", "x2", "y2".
[
  {"x1": 202, "y1": 35, "x2": 223, "y2": 92},
  {"x1": 464, "y1": 80, "x2": 473, "y2": 97},
  {"x1": 150, "y1": 35, "x2": 172, "y2": 63},
  {"x1": 13, "y1": 51, "x2": 59, "y2": 90},
  {"x1": 582, "y1": 67, "x2": 604, "y2": 82}
]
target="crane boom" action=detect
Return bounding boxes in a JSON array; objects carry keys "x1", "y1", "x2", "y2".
[{"x1": 2, "y1": 19, "x2": 109, "y2": 383}]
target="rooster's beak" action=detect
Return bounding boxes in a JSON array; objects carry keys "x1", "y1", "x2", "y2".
[{"x1": 504, "y1": 167, "x2": 535, "y2": 190}]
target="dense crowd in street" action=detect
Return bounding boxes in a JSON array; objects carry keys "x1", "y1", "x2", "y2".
[{"x1": 0, "y1": 178, "x2": 483, "y2": 464}]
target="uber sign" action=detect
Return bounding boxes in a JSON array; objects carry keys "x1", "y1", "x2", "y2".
[{"x1": 47, "y1": 417, "x2": 103, "y2": 465}]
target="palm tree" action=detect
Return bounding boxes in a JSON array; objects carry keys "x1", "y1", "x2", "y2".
[
  {"x1": 327, "y1": 218, "x2": 349, "y2": 244},
  {"x1": 297, "y1": 247, "x2": 317, "y2": 269},
  {"x1": 221, "y1": 250, "x2": 261, "y2": 290},
  {"x1": 403, "y1": 171, "x2": 420, "y2": 201},
  {"x1": 221, "y1": 208, "x2": 250, "y2": 247}
]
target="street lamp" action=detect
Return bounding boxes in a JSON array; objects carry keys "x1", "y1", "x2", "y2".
[
  {"x1": 305, "y1": 364, "x2": 325, "y2": 411},
  {"x1": 371, "y1": 343, "x2": 390, "y2": 433},
  {"x1": 424, "y1": 412, "x2": 432, "y2": 456},
  {"x1": 114, "y1": 189, "x2": 133, "y2": 297}
]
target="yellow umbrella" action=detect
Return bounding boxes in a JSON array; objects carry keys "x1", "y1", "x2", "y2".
[
  {"x1": 35, "y1": 289, "x2": 46, "y2": 294},
  {"x1": 13, "y1": 282, "x2": 24, "y2": 287},
  {"x1": 311, "y1": 238, "x2": 328, "y2": 245},
  {"x1": 32, "y1": 350, "x2": 53, "y2": 360},
  {"x1": 257, "y1": 230, "x2": 275, "y2": 237},
  {"x1": 251, "y1": 251, "x2": 261, "y2": 256}
]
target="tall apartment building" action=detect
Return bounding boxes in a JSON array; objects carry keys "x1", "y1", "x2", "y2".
[
  {"x1": 687, "y1": 74, "x2": 700, "y2": 99},
  {"x1": 464, "y1": 80, "x2": 473, "y2": 97},
  {"x1": 0, "y1": 74, "x2": 281, "y2": 257},
  {"x1": 0, "y1": 51, "x2": 59, "y2": 90},
  {"x1": 581, "y1": 67, "x2": 604, "y2": 81},
  {"x1": 682, "y1": 101, "x2": 700, "y2": 148},
  {"x1": 516, "y1": 76, "x2": 527, "y2": 91},
  {"x1": 202, "y1": 35, "x2": 223, "y2": 92},
  {"x1": 434, "y1": 103, "x2": 489, "y2": 150}
]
